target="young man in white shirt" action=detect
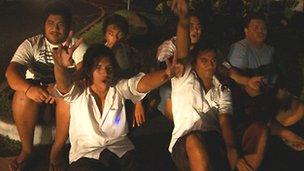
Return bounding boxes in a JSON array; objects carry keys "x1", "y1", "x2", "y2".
[
  {"x1": 52, "y1": 33, "x2": 181, "y2": 170},
  {"x1": 168, "y1": 0, "x2": 238, "y2": 170},
  {"x1": 5, "y1": 2, "x2": 87, "y2": 171},
  {"x1": 156, "y1": 12, "x2": 204, "y2": 121}
]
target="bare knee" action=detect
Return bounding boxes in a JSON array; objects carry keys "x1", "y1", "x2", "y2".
[
  {"x1": 12, "y1": 91, "x2": 40, "y2": 116},
  {"x1": 242, "y1": 122, "x2": 269, "y2": 154},
  {"x1": 186, "y1": 133, "x2": 202, "y2": 152},
  {"x1": 185, "y1": 133, "x2": 211, "y2": 171}
]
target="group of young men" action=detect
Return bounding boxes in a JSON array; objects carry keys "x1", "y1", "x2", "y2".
[{"x1": 5, "y1": 0, "x2": 304, "y2": 171}]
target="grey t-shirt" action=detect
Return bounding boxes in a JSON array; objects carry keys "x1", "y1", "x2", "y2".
[{"x1": 228, "y1": 39, "x2": 274, "y2": 69}]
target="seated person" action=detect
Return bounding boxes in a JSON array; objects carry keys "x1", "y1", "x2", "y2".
[
  {"x1": 156, "y1": 11, "x2": 204, "y2": 120},
  {"x1": 103, "y1": 14, "x2": 146, "y2": 127},
  {"x1": 168, "y1": 1, "x2": 238, "y2": 170},
  {"x1": 52, "y1": 37, "x2": 179, "y2": 170},
  {"x1": 224, "y1": 12, "x2": 304, "y2": 170},
  {"x1": 5, "y1": 2, "x2": 87, "y2": 171}
]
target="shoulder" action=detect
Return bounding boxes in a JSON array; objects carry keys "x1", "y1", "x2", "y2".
[
  {"x1": 231, "y1": 39, "x2": 249, "y2": 50},
  {"x1": 26, "y1": 34, "x2": 44, "y2": 47},
  {"x1": 213, "y1": 76, "x2": 231, "y2": 94},
  {"x1": 264, "y1": 43, "x2": 274, "y2": 54}
]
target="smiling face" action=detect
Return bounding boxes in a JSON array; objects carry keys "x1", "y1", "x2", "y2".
[
  {"x1": 190, "y1": 16, "x2": 202, "y2": 45},
  {"x1": 194, "y1": 50, "x2": 217, "y2": 80},
  {"x1": 245, "y1": 19, "x2": 267, "y2": 46},
  {"x1": 44, "y1": 14, "x2": 68, "y2": 45},
  {"x1": 91, "y1": 56, "x2": 113, "y2": 86}
]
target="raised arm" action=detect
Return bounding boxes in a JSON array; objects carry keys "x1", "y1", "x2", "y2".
[
  {"x1": 173, "y1": 0, "x2": 190, "y2": 61},
  {"x1": 53, "y1": 31, "x2": 83, "y2": 94}
]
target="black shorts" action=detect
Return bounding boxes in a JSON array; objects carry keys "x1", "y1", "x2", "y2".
[
  {"x1": 69, "y1": 149, "x2": 148, "y2": 171},
  {"x1": 171, "y1": 130, "x2": 230, "y2": 171}
]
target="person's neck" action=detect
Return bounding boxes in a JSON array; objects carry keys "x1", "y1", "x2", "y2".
[
  {"x1": 246, "y1": 38, "x2": 264, "y2": 49},
  {"x1": 198, "y1": 74, "x2": 213, "y2": 92},
  {"x1": 45, "y1": 37, "x2": 63, "y2": 46},
  {"x1": 90, "y1": 83, "x2": 109, "y2": 99}
]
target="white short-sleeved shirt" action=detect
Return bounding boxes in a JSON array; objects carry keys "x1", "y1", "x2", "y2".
[
  {"x1": 228, "y1": 39, "x2": 274, "y2": 69},
  {"x1": 169, "y1": 66, "x2": 233, "y2": 152},
  {"x1": 55, "y1": 73, "x2": 147, "y2": 163},
  {"x1": 11, "y1": 34, "x2": 87, "y2": 82}
]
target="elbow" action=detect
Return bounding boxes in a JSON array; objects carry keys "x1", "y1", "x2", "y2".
[
  {"x1": 136, "y1": 82, "x2": 146, "y2": 94},
  {"x1": 5, "y1": 65, "x2": 14, "y2": 88}
]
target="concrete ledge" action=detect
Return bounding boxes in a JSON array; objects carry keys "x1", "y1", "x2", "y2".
[{"x1": 0, "y1": 120, "x2": 55, "y2": 145}]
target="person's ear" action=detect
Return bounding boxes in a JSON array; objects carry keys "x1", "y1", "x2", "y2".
[{"x1": 244, "y1": 27, "x2": 248, "y2": 37}]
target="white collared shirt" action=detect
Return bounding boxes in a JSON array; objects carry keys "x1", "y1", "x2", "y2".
[
  {"x1": 11, "y1": 34, "x2": 87, "y2": 81},
  {"x1": 169, "y1": 66, "x2": 233, "y2": 152},
  {"x1": 55, "y1": 73, "x2": 146, "y2": 163}
]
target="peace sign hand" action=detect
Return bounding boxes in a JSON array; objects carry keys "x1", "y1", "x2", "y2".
[
  {"x1": 52, "y1": 31, "x2": 83, "y2": 69},
  {"x1": 165, "y1": 52, "x2": 185, "y2": 79}
]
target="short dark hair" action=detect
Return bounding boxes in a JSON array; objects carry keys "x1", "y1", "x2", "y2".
[
  {"x1": 244, "y1": 13, "x2": 266, "y2": 28},
  {"x1": 102, "y1": 14, "x2": 129, "y2": 37},
  {"x1": 190, "y1": 38, "x2": 218, "y2": 63},
  {"x1": 83, "y1": 44, "x2": 120, "y2": 86},
  {"x1": 42, "y1": 1, "x2": 72, "y2": 30}
]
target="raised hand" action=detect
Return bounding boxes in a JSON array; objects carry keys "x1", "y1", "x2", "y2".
[
  {"x1": 171, "y1": 0, "x2": 189, "y2": 18},
  {"x1": 165, "y1": 52, "x2": 184, "y2": 78},
  {"x1": 52, "y1": 31, "x2": 83, "y2": 69}
]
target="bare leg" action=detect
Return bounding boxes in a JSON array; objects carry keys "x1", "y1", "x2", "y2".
[
  {"x1": 238, "y1": 122, "x2": 268, "y2": 171},
  {"x1": 186, "y1": 133, "x2": 212, "y2": 171},
  {"x1": 9, "y1": 91, "x2": 40, "y2": 170},
  {"x1": 49, "y1": 99, "x2": 70, "y2": 168},
  {"x1": 164, "y1": 99, "x2": 173, "y2": 121}
]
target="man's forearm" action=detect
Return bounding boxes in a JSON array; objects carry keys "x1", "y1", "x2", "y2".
[
  {"x1": 5, "y1": 62, "x2": 31, "y2": 93},
  {"x1": 229, "y1": 69, "x2": 250, "y2": 86},
  {"x1": 54, "y1": 65, "x2": 73, "y2": 94},
  {"x1": 136, "y1": 70, "x2": 169, "y2": 93},
  {"x1": 176, "y1": 14, "x2": 190, "y2": 60}
]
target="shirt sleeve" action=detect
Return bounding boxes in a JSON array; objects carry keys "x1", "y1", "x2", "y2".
[
  {"x1": 72, "y1": 41, "x2": 87, "y2": 65},
  {"x1": 53, "y1": 83, "x2": 83, "y2": 102},
  {"x1": 228, "y1": 42, "x2": 248, "y2": 69},
  {"x1": 116, "y1": 73, "x2": 147, "y2": 103},
  {"x1": 10, "y1": 39, "x2": 34, "y2": 66},
  {"x1": 218, "y1": 87, "x2": 233, "y2": 115}
]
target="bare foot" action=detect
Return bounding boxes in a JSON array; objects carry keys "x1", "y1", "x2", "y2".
[
  {"x1": 49, "y1": 150, "x2": 67, "y2": 171},
  {"x1": 9, "y1": 153, "x2": 30, "y2": 171},
  {"x1": 281, "y1": 130, "x2": 304, "y2": 151}
]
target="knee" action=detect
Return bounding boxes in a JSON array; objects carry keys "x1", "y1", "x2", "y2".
[
  {"x1": 242, "y1": 122, "x2": 269, "y2": 154},
  {"x1": 185, "y1": 133, "x2": 204, "y2": 153},
  {"x1": 248, "y1": 122, "x2": 269, "y2": 137}
]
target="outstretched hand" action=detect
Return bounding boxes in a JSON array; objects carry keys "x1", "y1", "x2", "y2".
[{"x1": 52, "y1": 31, "x2": 83, "y2": 69}]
